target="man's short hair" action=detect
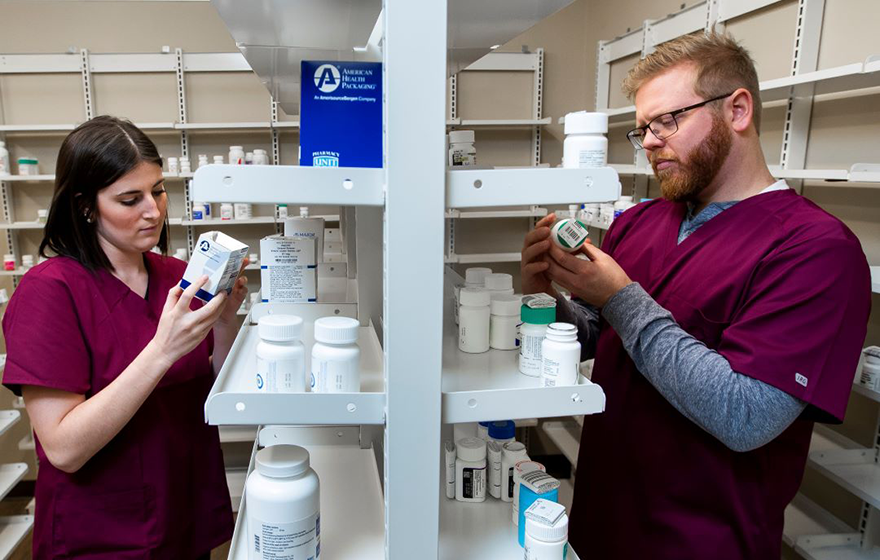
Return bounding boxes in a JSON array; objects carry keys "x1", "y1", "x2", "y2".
[{"x1": 622, "y1": 32, "x2": 763, "y2": 133}]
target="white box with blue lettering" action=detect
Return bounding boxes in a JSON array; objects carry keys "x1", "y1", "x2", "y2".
[
  {"x1": 260, "y1": 235, "x2": 318, "y2": 303},
  {"x1": 180, "y1": 231, "x2": 249, "y2": 302}
]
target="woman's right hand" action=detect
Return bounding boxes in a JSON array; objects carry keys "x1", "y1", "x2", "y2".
[
  {"x1": 521, "y1": 213, "x2": 560, "y2": 298},
  {"x1": 149, "y1": 275, "x2": 228, "y2": 369}
]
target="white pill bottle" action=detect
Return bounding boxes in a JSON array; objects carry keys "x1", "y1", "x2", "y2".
[
  {"x1": 562, "y1": 111, "x2": 608, "y2": 169},
  {"x1": 311, "y1": 316, "x2": 361, "y2": 393},
  {"x1": 246, "y1": 444, "x2": 321, "y2": 560},
  {"x1": 256, "y1": 315, "x2": 305, "y2": 393},
  {"x1": 541, "y1": 323, "x2": 581, "y2": 387},
  {"x1": 524, "y1": 513, "x2": 569, "y2": 560}
]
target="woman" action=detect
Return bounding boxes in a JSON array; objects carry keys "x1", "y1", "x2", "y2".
[{"x1": 2, "y1": 116, "x2": 245, "y2": 558}]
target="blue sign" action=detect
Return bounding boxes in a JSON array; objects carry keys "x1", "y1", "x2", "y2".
[{"x1": 300, "y1": 61, "x2": 383, "y2": 168}]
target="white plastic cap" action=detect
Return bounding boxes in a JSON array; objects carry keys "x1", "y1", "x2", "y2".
[
  {"x1": 490, "y1": 294, "x2": 522, "y2": 316},
  {"x1": 314, "y1": 316, "x2": 360, "y2": 345},
  {"x1": 460, "y1": 287, "x2": 490, "y2": 307},
  {"x1": 465, "y1": 267, "x2": 492, "y2": 286},
  {"x1": 167, "y1": 156, "x2": 178, "y2": 162},
  {"x1": 3, "y1": 254, "x2": 14, "y2": 261},
  {"x1": 37, "y1": 209, "x2": 48, "y2": 217},
  {"x1": 525, "y1": 513, "x2": 569, "y2": 543},
  {"x1": 300, "y1": 206, "x2": 309, "y2": 217},
  {"x1": 502, "y1": 441, "x2": 527, "y2": 457},
  {"x1": 619, "y1": 196, "x2": 633, "y2": 203},
  {"x1": 484, "y1": 273, "x2": 513, "y2": 291},
  {"x1": 258, "y1": 314, "x2": 303, "y2": 342},
  {"x1": 230, "y1": 145, "x2": 243, "y2": 150},
  {"x1": 456, "y1": 437, "x2": 487, "y2": 462},
  {"x1": 255, "y1": 444, "x2": 311, "y2": 478},
  {"x1": 564, "y1": 111, "x2": 609, "y2": 135},
  {"x1": 449, "y1": 130, "x2": 475, "y2": 144}
]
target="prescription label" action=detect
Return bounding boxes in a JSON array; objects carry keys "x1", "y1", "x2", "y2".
[{"x1": 249, "y1": 513, "x2": 319, "y2": 560}]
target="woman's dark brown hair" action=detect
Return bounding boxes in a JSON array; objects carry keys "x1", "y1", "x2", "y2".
[{"x1": 40, "y1": 116, "x2": 169, "y2": 271}]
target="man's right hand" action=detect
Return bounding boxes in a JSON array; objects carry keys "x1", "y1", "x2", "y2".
[{"x1": 521, "y1": 213, "x2": 560, "y2": 297}]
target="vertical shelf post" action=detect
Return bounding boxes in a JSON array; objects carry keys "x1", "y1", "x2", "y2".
[{"x1": 384, "y1": 0, "x2": 446, "y2": 556}]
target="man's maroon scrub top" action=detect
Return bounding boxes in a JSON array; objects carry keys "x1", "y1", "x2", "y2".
[
  {"x1": 2, "y1": 252, "x2": 233, "y2": 559},
  {"x1": 569, "y1": 190, "x2": 871, "y2": 559}
]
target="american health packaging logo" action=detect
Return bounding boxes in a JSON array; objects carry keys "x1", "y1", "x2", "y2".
[
  {"x1": 314, "y1": 64, "x2": 341, "y2": 93},
  {"x1": 300, "y1": 61, "x2": 383, "y2": 169},
  {"x1": 199, "y1": 240, "x2": 211, "y2": 253}
]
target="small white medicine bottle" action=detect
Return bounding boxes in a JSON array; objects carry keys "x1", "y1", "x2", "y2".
[
  {"x1": 448, "y1": 130, "x2": 477, "y2": 167},
  {"x1": 500, "y1": 441, "x2": 528, "y2": 503},
  {"x1": 311, "y1": 316, "x2": 361, "y2": 393},
  {"x1": 459, "y1": 288, "x2": 490, "y2": 354},
  {"x1": 256, "y1": 315, "x2": 305, "y2": 393},
  {"x1": 229, "y1": 145, "x2": 245, "y2": 165},
  {"x1": 490, "y1": 294, "x2": 522, "y2": 351},
  {"x1": 524, "y1": 511, "x2": 569, "y2": 560},
  {"x1": 455, "y1": 437, "x2": 487, "y2": 502},
  {"x1": 550, "y1": 219, "x2": 590, "y2": 253},
  {"x1": 519, "y1": 305, "x2": 557, "y2": 378},
  {"x1": 484, "y1": 273, "x2": 515, "y2": 300},
  {"x1": 246, "y1": 444, "x2": 320, "y2": 560},
  {"x1": 454, "y1": 267, "x2": 492, "y2": 325},
  {"x1": 541, "y1": 323, "x2": 581, "y2": 387},
  {"x1": 562, "y1": 111, "x2": 608, "y2": 168}
]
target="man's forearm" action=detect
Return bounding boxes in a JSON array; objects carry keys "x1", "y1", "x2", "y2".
[{"x1": 602, "y1": 283, "x2": 806, "y2": 452}]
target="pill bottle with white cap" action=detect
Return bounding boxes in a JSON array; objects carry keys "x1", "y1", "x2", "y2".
[
  {"x1": 490, "y1": 294, "x2": 522, "y2": 350},
  {"x1": 562, "y1": 111, "x2": 608, "y2": 169},
  {"x1": 524, "y1": 500, "x2": 568, "y2": 559},
  {"x1": 455, "y1": 437, "x2": 487, "y2": 502},
  {"x1": 311, "y1": 316, "x2": 361, "y2": 393},
  {"x1": 448, "y1": 130, "x2": 477, "y2": 167},
  {"x1": 246, "y1": 444, "x2": 320, "y2": 560},
  {"x1": 256, "y1": 315, "x2": 305, "y2": 392}
]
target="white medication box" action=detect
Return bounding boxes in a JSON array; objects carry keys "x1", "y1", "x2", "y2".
[
  {"x1": 260, "y1": 235, "x2": 318, "y2": 303},
  {"x1": 180, "y1": 231, "x2": 248, "y2": 302}
]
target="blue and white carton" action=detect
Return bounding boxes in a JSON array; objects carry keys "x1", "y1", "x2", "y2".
[
  {"x1": 260, "y1": 235, "x2": 318, "y2": 303},
  {"x1": 180, "y1": 231, "x2": 248, "y2": 302}
]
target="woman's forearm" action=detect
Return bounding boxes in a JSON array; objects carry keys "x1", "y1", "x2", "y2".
[{"x1": 24, "y1": 341, "x2": 172, "y2": 473}]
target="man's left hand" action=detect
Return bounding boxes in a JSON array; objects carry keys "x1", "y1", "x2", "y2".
[{"x1": 546, "y1": 243, "x2": 633, "y2": 308}]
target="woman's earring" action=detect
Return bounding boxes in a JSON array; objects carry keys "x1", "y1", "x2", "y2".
[{"x1": 84, "y1": 211, "x2": 93, "y2": 224}]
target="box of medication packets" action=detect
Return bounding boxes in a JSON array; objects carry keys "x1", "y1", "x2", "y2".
[
  {"x1": 180, "y1": 231, "x2": 248, "y2": 302},
  {"x1": 260, "y1": 235, "x2": 317, "y2": 303}
]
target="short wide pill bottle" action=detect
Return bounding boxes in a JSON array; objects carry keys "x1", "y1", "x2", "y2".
[
  {"x1": 246, "y1": 444, "x2": 321, "y2": 560},
  {"x1": 490, "y1": 294, "x2": 522, "y2": 351},
  {"x1": 311, "y1": 316, "x2": 361, "y2": 393},
  {"x1": 562, "y1": 111, "x2": 608, "y2": 169},
  {"x1": 541, "y1": 323, "x2": 581, "y2": 387},
  {"x1": 524, "y1": 513, "x2": 569, "y2": 560},
  {"x1": 256, "y1": 315, "x2": 305, "y2": 393}
]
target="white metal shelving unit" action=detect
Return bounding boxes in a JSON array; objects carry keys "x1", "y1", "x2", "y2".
[
  {"x1": 0, "y1": 397, "x2": 31, "y2": 557},
  {"x1": 442, "y1": 47, "x2": 592, "y2": 266},
  {"x1": 190, "y1": 1, "x2": 617, "y2": 556}
]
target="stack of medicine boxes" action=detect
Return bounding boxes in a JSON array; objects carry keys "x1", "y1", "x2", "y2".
[{"x1": 260, "y1": 214, "x2": 324, "y2": 303}]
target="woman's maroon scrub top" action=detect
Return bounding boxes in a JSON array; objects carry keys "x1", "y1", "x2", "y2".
[
  {"x1": 569, "y1": 190, "x2": 871, "y2": 559},
  {"x1": 2, "y1": 252, "x2": 233, "y2": 559}
]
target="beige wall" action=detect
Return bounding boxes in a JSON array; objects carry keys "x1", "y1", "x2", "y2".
[{"x1": 0, "y1": 1, "x2": 301, "y2": 479}]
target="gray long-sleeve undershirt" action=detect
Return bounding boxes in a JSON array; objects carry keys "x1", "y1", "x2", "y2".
[{"x1": 555, "y1": 197, "x2": 806, "y2": 453}]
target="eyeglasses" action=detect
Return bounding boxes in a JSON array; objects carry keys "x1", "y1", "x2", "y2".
[{"x1": 626, "y1": 92, "x2": 734, "y2": 150}]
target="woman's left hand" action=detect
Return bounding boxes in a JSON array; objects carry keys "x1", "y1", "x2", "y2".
[{"x1": 217, "y1": 257, "x2": 249, "y2": 325}]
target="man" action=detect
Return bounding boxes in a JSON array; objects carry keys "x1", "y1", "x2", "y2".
[{"x1": 521, "y1": 32, "x2": 871, "y2": 558}]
